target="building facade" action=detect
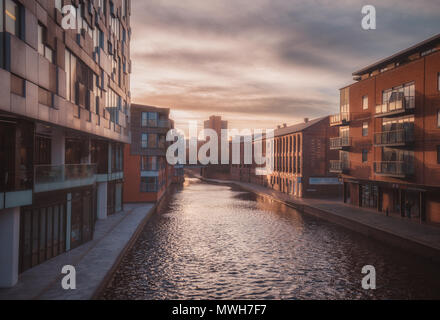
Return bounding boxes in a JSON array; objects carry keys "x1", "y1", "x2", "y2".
[
  {"x1": 0, "y1": 0, "x2": 131, "y2": 287},
  {"x1": 201, "y1": 115, "x2": 230, "y2": 179},
  {"x1": 231, "y1": 117, "x2": 342, "y2": 198},
  {"x1": 123, "y1": 104, "x2": 182, "y2": 203},
  {"x1": 330, "y1": 33, "x2": 440, "y2": 224}
]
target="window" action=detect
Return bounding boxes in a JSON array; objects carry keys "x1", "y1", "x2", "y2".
[
  {"x1": 141, "y1": 112, "x2": 158, "y2": 127},
  {"x1": 141, "y1": 156, "x2": 158, "y2": 171},
  {"x1": 362, "y1": 95, "x2": 368, "y2": 110},
  {"x1": 362, "y1": 149, "x2": 368, "y2": 163},
  {"x1": 141, "y1": 133, "x2": 148, "y2": 148},
  {"x1": 437, "y1": 146, "x2": 440, "y2": 164},
  {"x1": 55, "y1": 0, "x2": 63, "y2": 11},
  {"x1": 362, "y1": 122, "x2": 369, "y2": 137},
  {"x1": 438, "y1": 73, "x2": 440, "y2": 92},
  {"x1": 438, "y1": 110, "x2": 440, "y2": 128},
  {"x1": 38, "y1": 24, "x2": 53, "y2": 63},
  {"x1": 148, "y1": 133, "x2": 158, "y2": 148},
  {"x1": 3, "y1": 0, "x2": 20, "y2": 37},
  {"x1": 140, "y1": 177, "x2": 157, "y2": 192},
  {"x1": 382, "y1": 82, "x2": 415, "y2": 109}
]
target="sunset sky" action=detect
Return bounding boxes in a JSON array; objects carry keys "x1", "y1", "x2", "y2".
[{"x1": 129, "y1": 0, "x2": 439, "y2": 132}]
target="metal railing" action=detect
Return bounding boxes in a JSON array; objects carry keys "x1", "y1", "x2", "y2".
[
  {"x1": 329, "y1": 160, "x2": 349, "y2": 173},
  {"x1": 375, "y1": 95, "x2": 415, "y2": 116},
  {"x1": 374, "y1": 161, "x2": 414, "y2": 177},
  {"x1": 330, "y1": 112, "x2": 350, "y2": 125},
  {"x1": 34, "y1": 164, "x2": 97, "y2": 193},
  {"x1": 330, "y1": 136, "x2": 352, "y2": 149},
  {"x1": 374, "y1": 127, "x2": 414, "y2": 146}
]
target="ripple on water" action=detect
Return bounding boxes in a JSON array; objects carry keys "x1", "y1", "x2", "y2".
[{"x1": 101, "y1": 180, "x2": 440, "y2": 300}]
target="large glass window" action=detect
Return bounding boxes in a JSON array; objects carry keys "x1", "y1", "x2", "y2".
[{"x1": 382, "y1": 82, "x2": 415, "y2": 109}]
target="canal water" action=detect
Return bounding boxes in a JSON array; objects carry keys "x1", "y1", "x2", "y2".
[{"x1": 101, "y1": 178, "x2": 440, "y2": 299}]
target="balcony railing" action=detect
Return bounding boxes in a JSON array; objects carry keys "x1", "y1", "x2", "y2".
[
  {"x1": 330, "y1": 112, "x2": 350, "y2": 126},
  {"x1": 374, "y1": 161, "x2": 414, "y2": 178},
  {"x1": 330, "y1": 136, "x2": 352, "y2": 150},
  {"x1": 34, "y1": 164, "x2": 97, "y2": 193},
  {"x1": 0, "y1": 170, "x2": 33, "y2": 193},
  {"x1": 374, "y1": 128, "x2": 414, "y2": 147},
  {"x1": 375, "y1": 94, "x2": 415, "y2": 118},
  {"x1": 329, "y1": 160, "x2": 349, "y2": 173}
]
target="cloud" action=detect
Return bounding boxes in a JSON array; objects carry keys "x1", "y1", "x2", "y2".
[{"x1": 129, "y1": 0, "x2": 440, "y2": 130}]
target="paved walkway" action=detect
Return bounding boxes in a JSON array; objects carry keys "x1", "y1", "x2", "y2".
[
  {"x1": 193, "y1": 174, "x2": 440, "y2": 260},
  {"x1": 0, "y1": 203, "x2": 155, "y2": 300}
]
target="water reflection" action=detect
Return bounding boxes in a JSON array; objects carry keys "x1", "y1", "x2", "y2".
[{"x1": 102, "y1": 178, "x2": 440, "y2": 300}]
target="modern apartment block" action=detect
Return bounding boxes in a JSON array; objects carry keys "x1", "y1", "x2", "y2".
[
  {"x1": 0, "y1": 0, "x2": 131, "y2": 287},
  {"x1": 330, "y1": 33, "x2": 440, "y2": 224},
  {"x1": 232, "y1": 117, "x2": 342, "y2": 198},
  {"x1": 123, "y1": 104, "x2": 182, "y2": 203}
]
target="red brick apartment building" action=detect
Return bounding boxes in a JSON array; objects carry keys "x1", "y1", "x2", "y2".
[
  {"x1": 123, "y1": 104, "x2": 183, "y2": 203},
  {"x1": 330, "y1": 33, "x2": 440, "y2": 224},
  {"x1": 231, "y1": 117, "x2": 342, "y2": 198},
  {"x1": 0, "y1": 0, "x2": 131, "y2": 287}
]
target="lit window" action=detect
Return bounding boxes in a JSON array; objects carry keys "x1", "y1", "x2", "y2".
[
  {"x1": 362, "y1": 122, "x2": 369, "y2": 137},
  {"x1": 4, "y1": 0, "x2": 20, "y2": 37},
  {"x1": 362, "y1": 95, "x2": 368, "y2": 110}
]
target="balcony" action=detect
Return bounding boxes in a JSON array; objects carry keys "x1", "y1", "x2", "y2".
[
  {"x1": 375, "y1": 94, "x2": 415, "y2": 118},
  {"x1": 329, "y1": 160, "x2": 350, "y2": 174},
  {"x1": 330, "y1": 112, "x2": 350, "y2": 126},
  {"x1": 373, "y1": 161, "x2": 414, "y2": 178},
  {"x1": 330, "y1": 136, "x2": 352, "y2": 150},
  {"x1": 34, "y1": 164, "x2": 97, "y2": 193},
  {"x1": 0, "y1": 170, "x2": 33, "y2": 209},
  {"x1": 374, "y1": 127, "x2": 414, "y2": 147}
]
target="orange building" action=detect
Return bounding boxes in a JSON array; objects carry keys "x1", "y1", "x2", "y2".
[
  {"x1": 330, "y1": 33, "x2": 440, "y2": 224},
  {"x1": 123, "y1": 104, "x2": 180, "y2": 203}
]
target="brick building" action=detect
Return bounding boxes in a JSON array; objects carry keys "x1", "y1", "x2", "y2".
[
  {"x1": 0, "y1": 0, "x2": 132, "y2": 287},
  {"x1": 123, "y1": 104, "x2": 182, "y2": 203},
  {"x1": 231, "y1": 117, "x2": 342, "y2": 198},
  {"x1": 330, "y1": 33, "x2": 440, "y2": 224}
]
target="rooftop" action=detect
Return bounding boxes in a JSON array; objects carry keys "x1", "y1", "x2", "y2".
[{"x1": 352, "y1": 33, "x2": 440, "y2": 77}]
